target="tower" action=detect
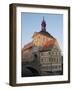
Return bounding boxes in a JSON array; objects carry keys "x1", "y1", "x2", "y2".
[{"x1": 41, "y1": 17, "x2": 46, "y2": 32}]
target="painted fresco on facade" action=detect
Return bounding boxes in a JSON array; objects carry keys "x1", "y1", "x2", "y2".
[{"x1": 21, "y1": 13, "x2": 63, "y2": 77}]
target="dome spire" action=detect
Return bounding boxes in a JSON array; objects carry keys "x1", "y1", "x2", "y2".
[{"x1": 41, "y1": 16, "x2": 46, "y2": 32}]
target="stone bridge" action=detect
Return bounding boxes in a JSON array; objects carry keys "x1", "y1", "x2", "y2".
[{"x1": 22, "y1": 55, "x2": 41, "y2": 77}]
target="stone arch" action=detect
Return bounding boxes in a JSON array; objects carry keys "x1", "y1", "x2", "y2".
[{"x1": 26, "y1": 66, "x2": 40, "y2": 76}]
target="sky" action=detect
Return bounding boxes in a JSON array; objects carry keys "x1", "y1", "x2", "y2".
[{"x1": 21, "y1": 12, "x2": 63, "y2": 50}]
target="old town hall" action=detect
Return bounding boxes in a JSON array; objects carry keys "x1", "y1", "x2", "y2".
[{"x1": 22, "y1": 17, "x2": 63, "y2": 77}]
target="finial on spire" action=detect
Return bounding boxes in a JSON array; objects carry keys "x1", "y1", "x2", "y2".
[{"x1": 43, "y1": 16, "x2": 44, "y2": 21}]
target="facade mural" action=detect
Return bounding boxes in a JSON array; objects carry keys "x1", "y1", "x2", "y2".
[{"x1": 22, "y1": 17, "x2": 63, "y2": 77}]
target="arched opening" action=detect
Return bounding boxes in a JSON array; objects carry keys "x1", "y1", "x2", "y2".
[
  {"x1": 34, "y1": 54, "x2": 37, "y2": 58},
  {"x1": 27, "y1": 67, "x2": 40, "y2": 76}
]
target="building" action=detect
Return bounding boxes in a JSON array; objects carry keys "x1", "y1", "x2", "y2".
[
  {"x1": 39, "y1": 40, "x2": 63, "y2": 75},
  {"x1": 22, "y1": 42, "x2": 33, "y2": 62},
  {"x1": 22, "y1": 17, "x2": 63, "y2": 76}
]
